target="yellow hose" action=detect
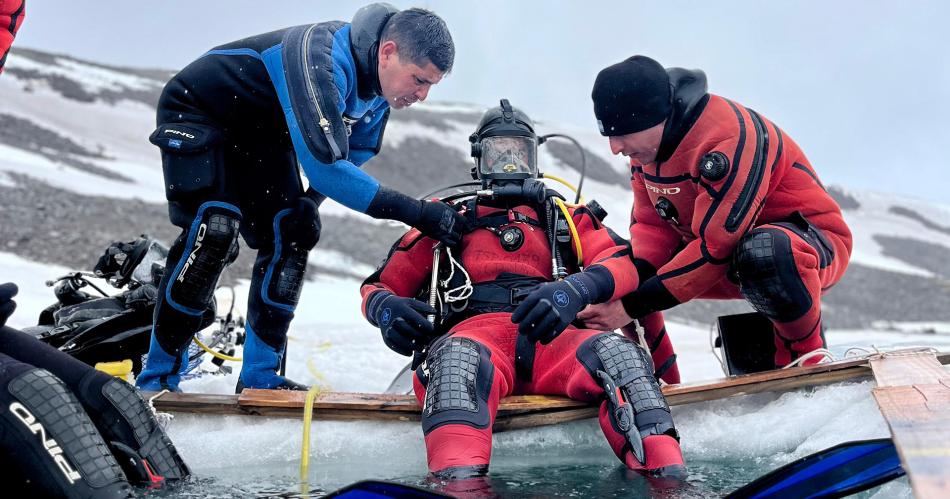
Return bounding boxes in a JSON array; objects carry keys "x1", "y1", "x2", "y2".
[
  {"x1": 192, "y1": 336, "x2": 243, "y2": 362},
  {"x1": 553, "y1": 198, "x2": 583, "y2": 266},
  {"x1": 541, "y1": 174, "x2": 585, "y2": 204},
  {"x1": 299, "y1": 385, "x2": 321, "y2": 485}
]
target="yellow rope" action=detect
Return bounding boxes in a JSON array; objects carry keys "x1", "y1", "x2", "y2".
[
  {"x1": 299, "y1": 385, "x2": 321, "y2": 485},
  {"x1": 306, "y1": 358, "x2": 330, "y2": 385},
  {"x1": 541, "y1": 174, "x2": 585, "y2": 203},
  {"x1": 192, "y1": 336, "x2": 242, "y2": 362},
  {"x1": 553, "y1": 198, "x2": 583, "y2": 266}
]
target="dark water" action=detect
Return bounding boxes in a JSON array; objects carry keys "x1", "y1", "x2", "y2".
[{"x1": 141, "y1": 452, "x2": 907, "y2": 498}]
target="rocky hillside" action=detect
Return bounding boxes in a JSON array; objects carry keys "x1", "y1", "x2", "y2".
[{"x1": 2, "y1": 47, "x2": 949, "y2": 328}]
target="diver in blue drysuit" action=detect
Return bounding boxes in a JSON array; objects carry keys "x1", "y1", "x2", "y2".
[{"x1": 137, "y1": 4, "x2": 467, "y2": 392}]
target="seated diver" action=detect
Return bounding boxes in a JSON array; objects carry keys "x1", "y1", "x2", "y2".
[
  {"x1": 0, "y1": 282, "x2": 189, "y2": 497},
  {"x1": 360, "y1": 100, "x2": 685, "y2": 479}
]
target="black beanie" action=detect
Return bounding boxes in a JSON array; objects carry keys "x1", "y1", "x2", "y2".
[{"x1": 592, "y1": 55, "x2": 672, "y2": 136}]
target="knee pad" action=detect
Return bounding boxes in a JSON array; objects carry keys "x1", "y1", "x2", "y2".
[
  {"x1": 80, "y1": 373, "x2": 190, "y2": 484},
  {"x1": 733, "y1": 228, "x2": 812, "y2": 322},
  {"x1": 419, "y1": 337, "x2": 494, "y2": 435},
  {"x1": 3, "y1": 367, "x2": 130, "y2": 497},
  {"x1": 167, "y1": 202, "x2": 241, "y2": 315},
  {"x1": 577, "y1": 333, "x2": 677, "y2": 463},
  {"x1": 264, "y1": 246, "x2": 309, "y2": 309},
  {"x1": 275, "y1": 248, "x2": 308, "y2": 307},
  {"x1": 263, "y1": 204, "x2": 319, "y2": 308}
]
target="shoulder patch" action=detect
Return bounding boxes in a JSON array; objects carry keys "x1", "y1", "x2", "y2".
[{"x1": 699, "y1": 151, "x2": 729, "y2": 181}]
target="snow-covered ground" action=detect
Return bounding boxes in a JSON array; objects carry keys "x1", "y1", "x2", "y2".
[{"x1": 4, "y1": 251, "x2": 946, "y2": 497}]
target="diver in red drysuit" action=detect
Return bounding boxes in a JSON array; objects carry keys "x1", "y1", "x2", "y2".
[
  {"x1": 361, "y1": 100, "x2": 685, "y2": 479},
  {"x1": 583, "y1": 55, "x2": 852, "y2": 368}
]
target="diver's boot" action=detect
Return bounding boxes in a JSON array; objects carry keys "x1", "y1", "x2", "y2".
[
  {"x1": 427, "y1": 466, "x2": 497, "y2": 499},
  {"x1": 773, "y1": 321, "x2": 827, "y2": 368},
  {"x1": 580, "y1": 334, "x2": 685, "y2": 478},
  {"x1": 78, "y1": 370, "x2": 190, "y2": 486},
  {"x1": 623, "y1": 435, "x2": 686, "y2": 477},
  {"x1": 430, "y1": 464, "x2": 489, "y2": 480},
  {"x1": 0, "y1": 364, "x2": 132, "y2": 498},
  {"x1": 235, "y1": 376, "x2": 308, "y2": 393},
  {"x1": 135, "y1": 330, "x2": 187, "y2": 392},
  {"x1": 235, "y1": 327, "x2": 307, "y2": 393}
]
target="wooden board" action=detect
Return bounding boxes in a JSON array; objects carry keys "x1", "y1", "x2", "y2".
[
  {"x1": 871, "y1": 352, "x2": 950, "y2": 386},
  {"x1": 150, "y1": 352, "x2": 950, "y2": 433},
  {"x1": 870, "y1": 352, "x2": 950, "y2": 499}
]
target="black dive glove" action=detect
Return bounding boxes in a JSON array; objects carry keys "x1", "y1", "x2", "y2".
[
  {"x1": 0, "y1": 282, "x2": 18, "y2": 328},
  {"x1": 511, "y1": 273, "x2": 599, "y2": 344},
  {"x1": 367, "y1": 291, "x2": 437, "y2": 356},
  {"x1": 416, "y1": 200, "x2": 469, "y2": 247},
  {"x1": 365, "y1": 187, "x2": 470, "y2": 246}
]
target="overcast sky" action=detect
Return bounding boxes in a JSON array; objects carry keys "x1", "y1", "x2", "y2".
[{"x1": 12, "y1": 0, "x2": 950, "y2": 204}]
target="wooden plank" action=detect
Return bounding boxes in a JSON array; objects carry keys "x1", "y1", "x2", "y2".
[
  {"x1": 232, "y1": 355, "x2": 889, "y2": 413},
  {"x1": 487, "y1": 394, "x2": 589, "y2": 413},
  {"x1": 870, "y1": 353, "x2": 950, "y2": 499},
  {"x1": 871, "y1": 352, "x2": 950, "y2": 387},
  {"x1": 237, "y1": 390, "x2": 587, "y2": 414},
  {"x1": 664, "y1": 357, "x2": 874, "y2": 405},
  {"x1": 150, "y1": 352, "x2": 950, "y2": 432},
  {"x1": 493, "y1": 407, "x2": 599, "y2": 432},
  {"x1": 152, "y1": 361, "x2": 872, "y2": 421},
  {"x1": 239, "y1": 390, "x2": 420, "y2": 412},
  {"x1": 873, "y1": 384, "x2": 950, "y2": 499},
  {"x1": 239, "y1": 406, "x2": 421, "y2": 422},
  {"x1": 151, "y1": 392, "x2": 244, "y2": 415}
]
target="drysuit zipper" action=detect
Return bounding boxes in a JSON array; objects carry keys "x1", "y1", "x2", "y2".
[
  {"x1": 301, "y1": 24, "x2": 343, "y2": 160},
  {"x1": 726, "y1": 109, "x2": 768, "y2": 232}
]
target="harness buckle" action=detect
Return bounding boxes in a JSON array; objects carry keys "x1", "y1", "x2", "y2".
[{"x1": 510, "y1": 285, "x2": 538, "y2": 305}]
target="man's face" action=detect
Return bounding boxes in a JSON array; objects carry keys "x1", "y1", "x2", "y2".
[
  {"x1": 481, "y1": 136, "x2": 536, "y2": 175},
  {"x1": 606, "y1": 121, "x2": 666, "y2": 165},
  {"x1": 377, "y1": 40, "x2": 444, "y2": 109}
]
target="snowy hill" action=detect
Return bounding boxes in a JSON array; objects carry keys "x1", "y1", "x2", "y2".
[{"x1": 2, "y1": 47, "x2": 950, "y2": 330}]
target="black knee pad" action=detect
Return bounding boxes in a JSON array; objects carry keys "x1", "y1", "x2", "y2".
[
  {"x1": 264, "y1": 200, "x2": 320, "y2": 308},
  {"x1": 78, "y1": 373, "x2": 190, "y2": 484},
  {"x1": 577, "y1": 334, "x2": 676, "y2": 446},
  {"x1": 733, "y1": 229, "x2": 812, "y2": 322},
  {"x1": 1, "y1": 366, "x2": 130, "y2": 497},
  {"x1": 418, "y1": 337, "x2": 494, "y2": 435},
  {"x1": 167, "y1": 203, "x2": 241, "y2": 314},
  {"x1": 270, "y1": 248, "x2": 309, "y2": 307}
]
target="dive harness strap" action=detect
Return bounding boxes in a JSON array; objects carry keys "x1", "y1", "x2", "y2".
[
  {"x1": 461, "y1": 276, "x2": 544, "y2": 383},
  {"x1": 470, "y1": 211, "x2": 543, "y2": 230},
  {"x1": 423, "y1": 275, "x2": 546, "y2": 382}
]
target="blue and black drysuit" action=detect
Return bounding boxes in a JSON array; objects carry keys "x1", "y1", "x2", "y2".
[{"x1": 138, "y1": 15, "x2": 430, "y2": 391}]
